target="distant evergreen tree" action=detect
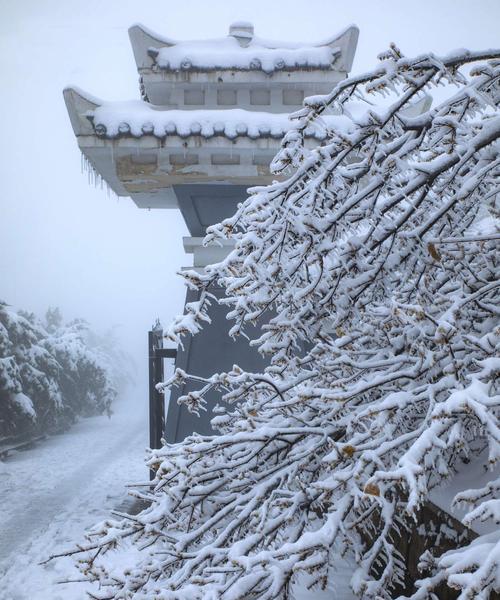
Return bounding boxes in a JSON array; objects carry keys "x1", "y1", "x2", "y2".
[
  {"x1": 45, "y1": 306, "x2": 63, "y2": 333},
  {"x1": 0, "y1": 302, "x2": 119, "y2": 439}
]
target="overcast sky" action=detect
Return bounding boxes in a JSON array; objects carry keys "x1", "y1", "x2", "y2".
[{"x1": 0, "y1": 0, "x2": 499, "y2": 389}]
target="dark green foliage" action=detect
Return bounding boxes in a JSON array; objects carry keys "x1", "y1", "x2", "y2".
[{"x1": 0, "y1": 301, "x2": 117, "y2": 439}]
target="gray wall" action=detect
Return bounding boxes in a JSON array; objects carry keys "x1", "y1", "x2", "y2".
[
  {"x1": 165, "y1": 183, "x2": 268, "y2": 442},
  {"x1": 174, "y1": 184, "x2": 250, "y2": 236},
  {"x1": 165, "y1": 286, "x2": 268, "y2": 442}
]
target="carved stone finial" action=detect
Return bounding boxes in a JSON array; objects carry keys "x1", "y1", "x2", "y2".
[{"x1": 229, "y1": 21, "x2": 254, "y2": 47}]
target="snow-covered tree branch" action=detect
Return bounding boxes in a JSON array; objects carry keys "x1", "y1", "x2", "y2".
[{"x1": 61, "y1": 46, "x2": 499, "y2": 599}]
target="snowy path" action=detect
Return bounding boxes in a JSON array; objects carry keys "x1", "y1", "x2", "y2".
[
  {"x1": 0, "y1": 390, "x2": 356, "y2": 599},
  {"x1": 0, "y1": 388, "x2": 148, "y2": 600}
]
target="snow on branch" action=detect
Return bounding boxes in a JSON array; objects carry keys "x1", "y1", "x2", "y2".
[{"x1": 59, "y1": 47, "x2": 500, "y2": 599}]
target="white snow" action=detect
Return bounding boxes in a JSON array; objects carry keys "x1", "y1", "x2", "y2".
[
  {"x1": 430, "y1": 453, "x2": 500, "y2": 536},
  {"x1": 0, "y1": 389, "x2": 148, "y2": 600},
  {"x1": 12, "y1": 392, "x2": 36, "y2": 419},
  {"x1": 90, "y1": 101, "x2": 355, "y2": 140},
  {"x1": 292, "y1": 562, "x2": 356, "y2": 599},
  {"x1": 151, "y1": 35, "x2": 338, "y2": 73}
]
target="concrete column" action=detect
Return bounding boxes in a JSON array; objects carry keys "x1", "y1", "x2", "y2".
[{"x1": 183, "y1": 236, "x2": 235, "y2": 268}]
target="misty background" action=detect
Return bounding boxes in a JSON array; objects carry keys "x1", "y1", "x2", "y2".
[{"x1": 1, "y1": 0, "x2": 499, "y2": 396}]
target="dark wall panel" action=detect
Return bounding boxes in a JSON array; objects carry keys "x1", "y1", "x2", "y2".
[
  {"x1": 174, "y1": 184, "x2": 250, "y2": 236},
  {"x1": 165, "y1": 287, "x2": 268, "y2": 442}
]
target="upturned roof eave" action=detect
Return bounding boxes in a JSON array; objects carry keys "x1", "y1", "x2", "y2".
[
  {"x1": 128, "y1": 23, "x2": 360, "y2": 74},
  {"x1": 63, "y1": 88, "x2": 343, "y2": 141}
]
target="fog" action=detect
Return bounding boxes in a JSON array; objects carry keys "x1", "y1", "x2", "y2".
[
  {"x1": 1, "y1": 0, "x2": 499, "y2": 394},
  {"x1": 0, "y1": 2, "x2": 498, "y2": 597}
]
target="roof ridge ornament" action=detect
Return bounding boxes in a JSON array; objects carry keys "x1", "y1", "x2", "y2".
[{"x1": 229, "y1": 21, "x2": 254, "y2": 47}]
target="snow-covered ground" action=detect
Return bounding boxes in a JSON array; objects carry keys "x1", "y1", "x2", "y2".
[
  {"x1": 0, "y1": 388, "x2": 148, "y2": 600},
  {"x1": 0, "y1": 390, "x2": 356, "y2": 599}
]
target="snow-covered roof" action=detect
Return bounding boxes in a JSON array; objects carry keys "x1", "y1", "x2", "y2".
[
  {"x1": 87, "y1": 100, "x2": 354, "y2": 140},
  {"x1": 129, "y1": 23, "x2": 359, "y2": 75},
  {"x1": 149, "y1": 38, "x2": 337, "y2": 74},
  {"x1": 64, "y1": 87, "x2": 429, "y2": 143}
]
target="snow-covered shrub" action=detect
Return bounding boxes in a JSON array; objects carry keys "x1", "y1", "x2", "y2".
[
  {"x1": 60, "y1": 47, "x2": 499, "y2": 599},
  {"x1": 0, "y1": 302, "x2": 118, "y2": 438}
]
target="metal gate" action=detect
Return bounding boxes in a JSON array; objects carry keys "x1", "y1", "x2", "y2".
[{"x1": 148, "y1": 322, "x2": 176, "y2": 454}]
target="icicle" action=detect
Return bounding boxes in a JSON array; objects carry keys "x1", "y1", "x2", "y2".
[{"x1": 79, "y1": 149, "x2": 116, "y2": 199}]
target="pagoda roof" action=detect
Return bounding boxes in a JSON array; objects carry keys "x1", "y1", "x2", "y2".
[
  {"x1": 129, "y1": 22, "x2": 359, "y2": 75},
  {"x1": 65, "y1": 89, "x2": 355, "y2": 141},
  {"x1": 62, "y1": 89, "x2": 430, "y2": 210}
]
